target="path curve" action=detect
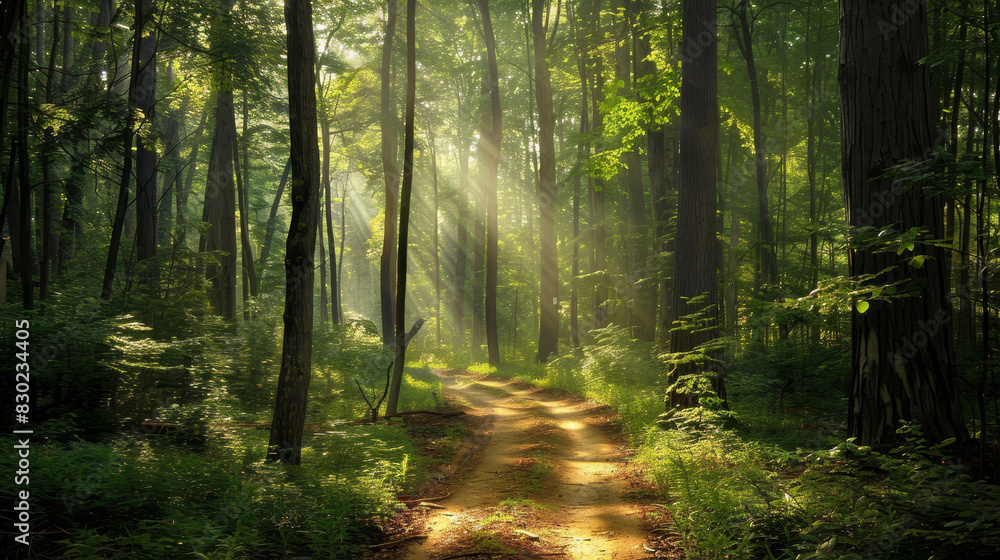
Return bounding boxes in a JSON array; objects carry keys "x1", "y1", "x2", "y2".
[{"x1": 401, "y1": 369, "x2": 650, "y2": 560}]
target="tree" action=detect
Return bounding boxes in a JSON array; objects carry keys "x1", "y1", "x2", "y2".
[
  {"x1": 267, "y1": 0, "x2": 322, "y2": 465},
  {"x1": 379, "y1": 0, "x2": 400, "y2": 346},
  {"x1": 534, "y1": 0, "x2": 559, "y2": 363},
  {"x1": 666, "y1": 0, "x2": 724, "y2": 410},
  {"x1": 135, "y1": 0, "x2": 158, "y2": 269},
  {"x1": 840, "y1": 0, "x2": 967, "y2": 446},
  {"x1": 479, "y1": 0, "x2": 501, "y2": 365},
  {"x1": 732, "y1": 0, "x2": 777, "y2": 288},
  {"x1": 201, "y1": 2, "x2": 239, "y2": 318},
  {"x1": 385, "y1": 0, "x2": 417, "y2": 418}
]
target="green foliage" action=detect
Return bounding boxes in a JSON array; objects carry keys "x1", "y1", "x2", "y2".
[{"x1": 639, "y1": 421, "x2": 1000, "y2": 560}]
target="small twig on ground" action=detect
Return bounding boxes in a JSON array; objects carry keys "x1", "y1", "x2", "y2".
[
  {"x1": 398, "y1": 491, "x2": 451, "y2": 504},
  {"x1": 360, "y1": 533, "x2": 428, "y2": 549},
  {"x1": 382, "y1": 410, "x2": 466, "y2": 418}
]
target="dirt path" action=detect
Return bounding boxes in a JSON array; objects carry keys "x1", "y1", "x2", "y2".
[{"x1": 401, "y1": 369, "x2": 652, "y2": 560}]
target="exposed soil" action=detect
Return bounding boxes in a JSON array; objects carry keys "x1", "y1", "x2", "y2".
[{"x1": 386, "y1": 368, "x2": 663, "y2": 560}]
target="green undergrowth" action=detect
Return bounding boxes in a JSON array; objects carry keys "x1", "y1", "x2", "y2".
[
  {"x1": 1, "y1": 309, "x2": 449, "y2": 559},
  {"x1": 467, "y1": 325, "x2": 1000, "y2": 560}
]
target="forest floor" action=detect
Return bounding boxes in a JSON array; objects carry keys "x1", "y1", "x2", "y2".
[{"x1": 371, "y1": 368, "x2": 674, "y2": 560}]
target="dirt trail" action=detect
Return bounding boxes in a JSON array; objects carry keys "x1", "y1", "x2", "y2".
[{"x1": 401, "y1": 369, "x2": 650, "y2": 560}]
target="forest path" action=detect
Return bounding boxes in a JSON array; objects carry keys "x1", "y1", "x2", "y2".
[{"x1": 400, "y1": 369, "x2": 652, "y2": 560}]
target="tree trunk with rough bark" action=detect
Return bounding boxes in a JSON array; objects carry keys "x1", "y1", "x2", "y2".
[
  {"x1": 667, "y1": 0, "x2": 724, "y2": 410},
  {"x1": 840, "y1": 0, "x2": 967, "y2": 446},
  {"x1": 267, "y1": 0, "x2": 322, "y2": 465}
]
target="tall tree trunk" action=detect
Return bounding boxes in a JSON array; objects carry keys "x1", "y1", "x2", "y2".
[
  {"x1": 202, "y1": 87, "x2": 238, "y2": 318},
  {"x1": 590, "y1": 0, "x2": 608, "y2": 329},
  {"x1": 429, "y1": 125, "x2": 442, "y2": 345},
  {"x1": 806, "y1": 6, "x2": 821, "y2": 289},
  {"x1": 16, "y1": 1, "x2": 32, "y2": 309},
  {"x1": 267, "y1": 0, "x2": 322, "y2": 465},
  {"x1": 40, "y1": 7, "x2": 59, "y2": 301},
  {"x1": 379, "y1": 0, "x2": 400, "y2": 346},
  {"x1": 318, "y1": 204, "x2": 328, "y2": 322},
  {"x1": 667, "y1": 0, "x2": 724, "y2": 410},
  {"x1": 135, "y1": 0, "x2": 158, "y2": 272},
  {"x1": 386, "y1": 0, "x2": 417, "y2": 418},
  {"x1": 534, "y1": 0, "x2": 559, "y2": 363},
  {"x1": 568, "y1": 0, "x2": 586, "y2": 348},
  {"x1": 237, "y1": 92, "x2": 259, "y2": 319},
  {"x1": 201, "y1": 5, "x2": 238, "y2": 318},
  {"x1": 453, "y1": 111, "x2": 469, "y2": 346},
  {"x1": 101, "y1": 0, "x2": 147, "y2": 302},
  {"x1": 734, "y1": 0, "x2": 777, "y2": 288},
  {"x1": 637, "y1": 0, "x2": 672, "y2": 345},
  {"x1": 472, "y1": 73, "x2": 487, "y2": 355},
  {"x1": 322, "y1": 118, "x2": 341, "y2": 323},
  {"x1": 840, "y1": 0, "x2": 967, "y2": 445},
  {"x1": 480, "y1": 0, "x2": 502, "y2": 365}
]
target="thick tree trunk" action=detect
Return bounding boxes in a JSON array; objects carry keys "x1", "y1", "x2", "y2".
[
  {"x1": 267, "y1": 0, "x2": 322, "y2": 465},
  {"x1": 840, "y1": 0, "x2": 967, "y2": 446},
  {"x1": 534, "y1": 0, "x2": 559, "y2": 363},
  {"x1": 667, "y1": 0, "x2": 724, "y2": 410},
  {"x1": 201, "y1": 6, "x2": 239, "y2": 318},
  {"x1": 202, "y1": 88, "x2": 238, "y2": 318}
]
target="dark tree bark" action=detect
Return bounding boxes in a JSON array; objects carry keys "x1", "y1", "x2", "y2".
[
  {"x1": 16, "y1": 0, "x2": 32, "y2": 309},
  {"x1": 201, "y1": 5, "x2": 238, "y2": 318},
  {"x1": 534, "y1": 0, "x2": 559, "y2": 363},
  {"x1": 386, "y1": 0, "x2": 417, "y2": 418},
  {"x1": 379, "y1": 0, "x2": 400, "y2": 346},
  {"x1": 840, "y1": 0, "x2": 967, "y2": 445},
  {"x1": 101, "y1": 0, "x2": 146, "y2": 302},
  {"x1": 479, "y1": 0, "x2": 502, "y2": 365},
  {"x1": 667, "y1": 0, "x2": 724, "y2": 410},
  {"x1": 134, "y1": 0, "x2": 158, "y2": 268},
  {"x1": 267, "y1": 0, "x2": 322, "y2": 465}
]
